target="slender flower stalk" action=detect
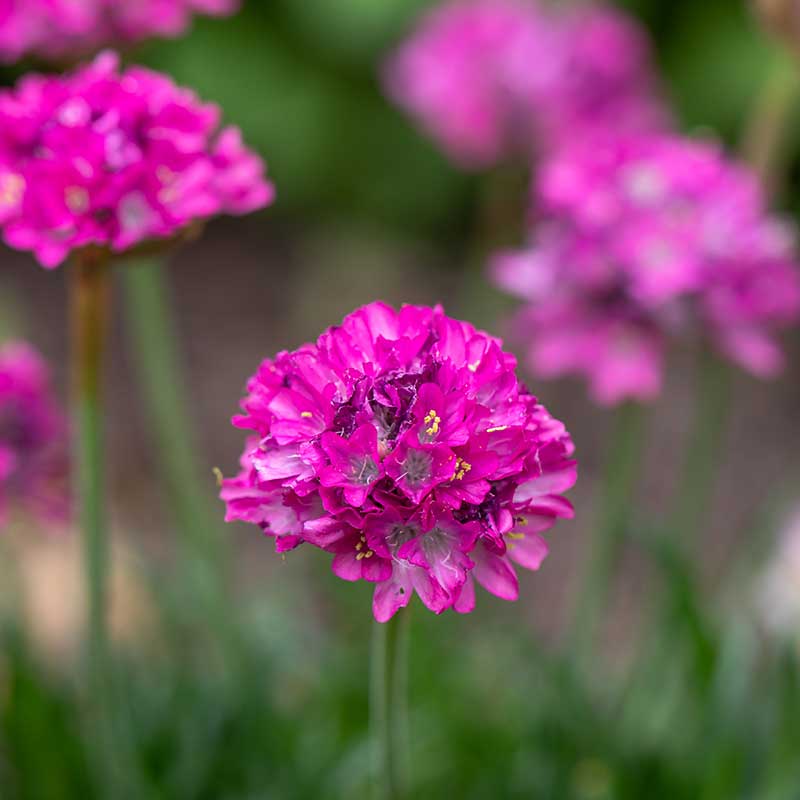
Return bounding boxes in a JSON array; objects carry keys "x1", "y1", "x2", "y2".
[
  {"x1": 71, "y1": 249, "x2": 110, "y2": 685},
  {"x1": 70, "y1": 248, "x2": 126, "y2": 790},
  {"x1": 371, "y1": 607, "x2": 411, "y2": 800},
  {"x1": 569, "y1": 402, "x2": 644, "y2": 658},
  {"x1": 121, "y1": 257, "x2": 232, "y2": 646}
]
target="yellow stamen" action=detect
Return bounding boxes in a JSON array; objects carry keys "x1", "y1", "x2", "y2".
[
  {"x1": 423, "y1": 409, "x2": 442, "y2": 436},
  {"x1": 300, "y1": 411, "x2": 313, "y2": 418},
  {"x1": 486, "y1": 425, "x2": 508, "y2": 433},
  {"x1": 453, "y1": 457, "x2": 472, "y2": 481},
  {"x1": 507, "y1": 532, "x2": 525, "y2": 540},
  {"x1": 212, "y1": 467, "x2": 224, "y2": 487}
]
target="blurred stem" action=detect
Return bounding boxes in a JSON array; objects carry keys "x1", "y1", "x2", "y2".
[
  {"x1": 371, "y1": 608, "x2": 411, "y2": 800},
  {"x1": 569, "y1": 402, "x2": 646, "y2": 660},
  {"x1": 671, "y1": 351, "x2": 731, "y2": 552},
  {"x1": 741, "y1": 48, "x2": 799, "y2": 192},
  {"x1": 121, "y1": 259, "x2": 231, "y2": 644},
  {"x1": 70, "y1": 250, "x2": 128, "y2": 794}
]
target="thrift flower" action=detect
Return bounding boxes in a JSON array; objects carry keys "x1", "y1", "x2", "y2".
[
  {"x1": 384, "y1": 0, "x2": 666, "y2": 168},
  {"x1": 0, "y1": 0, "x2": 239, "y2": 64},
  {"x1": 0, "y1": 51, "x2": 273, "y2": 268},
  {"x1": 0, "y1": 342, "x2": 68, "y2": 528},
  {"x1": 221, "y1": 302, "x2": 577, "y2": 621},
  {"x1": 492, "y1": 134, "x2": 800, "y2": 405}
]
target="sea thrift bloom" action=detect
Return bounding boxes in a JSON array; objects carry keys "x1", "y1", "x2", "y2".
[
  {"x1": 0, "y1": 0, "x2": 239, "y2": 64},
  {"x1": 492, "y1": 134, "x2": 800, "y2": 405},
  {"x1": 0, "y1": 51, "x2": 273, "y2": 268},
  {"x1": 0, "y1": 342, "x2": 68, "y2": 527},
  {"x1": 385, "y1": 0, "x2": 665, "y2": 168},
  {"x1": 221, "y1": 302, "x2": 577, "y2": 621}
]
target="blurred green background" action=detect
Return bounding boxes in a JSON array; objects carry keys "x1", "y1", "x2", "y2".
[{"x1": 1, "y1": 1, "x2": 799, "y2": 798}]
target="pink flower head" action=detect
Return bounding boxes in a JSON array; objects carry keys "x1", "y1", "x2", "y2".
[
  {"x1": 221, "y1": 302, "x2": 577, "y2": 621},
  {"x1": 384, "y1": 0, "x2": 666, "y2": 168},
  {"x1": 492, "y1": 134, "x2": 800, "y2": 405},
  {"x1": 0, "y1": 341, "x2": 69, "y2": 527},
  {"x1": 0, "y1": 0, "x2": 239, "y2": 64},
  {"x1": 0, "y1": 51, "x2": 273, "y2": 268}
]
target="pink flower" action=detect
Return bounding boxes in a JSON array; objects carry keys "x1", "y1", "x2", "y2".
[
  {"x1": 384, "y1": 0, "x2": 666, "y2": 168},
  {"x1": 0, "y1": 0, "x2": 239, "y2": 64},
  {"x1": 0, "y1": 51, "x2": 274, "y2": 268},
  {"x1": 221, "y1": 302, "x2": 577, "y2": 621},
  {"x1": 0, "y1": 341, "x2": 69, "y2": 527},
  {"x1": 492, "y1": 134, "x2": 800, "y2": 405}
]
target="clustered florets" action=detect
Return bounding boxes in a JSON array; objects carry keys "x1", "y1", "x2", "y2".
[
  {"x1": 0, "y1": 51, "x2": 273, "y2": 268},
  {"x1": 384, "y1": 0, "x2": 666, "y2": 168},
  {"x1": 222, "y1": 303, "x2": 576, "y2": 621},
  {"x1": 492, "y1": 134, "x2": 800, "y2": 405},
  {"x1": 0, "y1": 342, "x2": 68, "y2": 528},
  {"x1": 0, "y1": 0, "x2": 238, "y2": 63}
]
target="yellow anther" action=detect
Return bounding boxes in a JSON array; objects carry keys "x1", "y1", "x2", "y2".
[
  {"x1": 364, "y1": 551, "x2": 374, "y2": 559},
  {"x1": 507, "y1": 532, "x2": 525, "y2": 540},
  {"x1": 356, "y1": 552, "x2": 365, "y2": 561},
  {"x1": 212, "y1": 467, "x2": 224, "y2": 487},
  {"x1": 355, "y1": 541, "x2": 363, "y2": 551},
  {"x1": 515, "y1": 516, "x2": 529, "y2": 526},
  {"x1": 300, "y1": 411, "x2": 313, "y2": 418},
  {"x1": 467, "y1": 361, "x2": 479, "y2": 372},
  {"x1": 486, "y1": 425, "x2": 508, "y2": 433},
  {"x1": 453, "y1": 458, "x2": 472, "y2": 481},
  {"x1": 423, "y1": 409, "x2": 442, "y2": 436}
]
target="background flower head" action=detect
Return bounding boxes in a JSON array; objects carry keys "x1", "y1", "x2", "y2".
[
  {"x1": 0, "y1": 341, "x2": 68, "y2": 528},
  {"x1": 384, "y1": 0, "x2": 667, "y2": 169},
  {"x1": 0, "y1": 0, "x2": 240, "y2": 64},
  {"x1": 0, "y1": 50, "x2": 273, "y2": 268},
  {"x1": 221, "y1": 302, "x2": 577, "y2": 621},
  {"x1": 492, "y1": 133, "x2": 800, "y2": 405}
]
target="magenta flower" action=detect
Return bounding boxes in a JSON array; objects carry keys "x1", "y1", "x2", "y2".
[
  {"x1": 0, "y1": 51, "x2": 273, "y2": 268},
  {"x1": 221, "y1": 302, "x2": 577, "y2": 622},
  {"x1": 384, "y1": 0, "x2": 666, "y2": 168},
  {"x1": 0, "y1": 0, "x2": 239, "y2": 64},
  {"x1": 492, "y1": 134, "x2": 800, "y2": 405},
  {"x1": 0, "y1": 341, "x2": 69, "y2": 528}
]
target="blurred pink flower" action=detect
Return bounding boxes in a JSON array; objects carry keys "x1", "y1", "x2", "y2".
[
  {"x1": 0, "y1": 0, "x2": 239, "y2": 63},
  {"x1": 0, "y1": 341, "x2": 68, "y2": 528},
  {"x1": 492, "y1": 134, "x2": 800, "y2": 405},
  {"x1": 384, "y1": 0, "x2": 666, "y2": 168},
  {"x1": 221, "y1": 302, "x2": 577, "y2": 622},
  {"x1": 0, "y1": 51, "x2": 274, "y2": 268}
]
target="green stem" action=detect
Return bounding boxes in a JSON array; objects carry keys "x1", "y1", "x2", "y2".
[
  {"x1": 670, "y1": 351, "x2": 731, "y2": 551},
  {"x1": 569, "y1": 403, "x2": 646, "y2": 659},
  {"x1": 371, "y1": 608, "x2": 411, "y2": 800},
  {"x1": 71, "y1": 251, "x2": 125, "y2": 793},
  {"x1": 741, "y1": 48, "x2": 799, "y2": 192},
  {"x1": 121, "y1": 259, "x2": 231, "y2": 642},
  {"x1": 71, "y1": 251, "x2": 110, "y2": 698}
]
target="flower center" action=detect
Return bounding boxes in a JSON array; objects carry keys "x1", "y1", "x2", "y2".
[
  {"x1": 402, "y1": 449, "x2": 432, "y2": 487},
  {"x1": 348, "y1": 454, "x2": 379, "y2": 485}
]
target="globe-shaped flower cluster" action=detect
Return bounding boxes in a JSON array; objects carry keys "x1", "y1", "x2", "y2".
[
  {"x1": 0, "y1": 0, "x2": 238, "y2": 64},
  {"x1": 222, "y1": 303, "x2": 577, "y2": 622},
  {"x1": 493, "y1": 134, "x2": 800, "y2": 405},
  {"x1": 0, "y1": 51, "x2": 273, "y2": 268},
  {"x1": 0, "y1": 342, "x2": 68, "y2": 528},
  {"x1": 384, "y1": 0, "x2": 666, "y2": 168}
]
